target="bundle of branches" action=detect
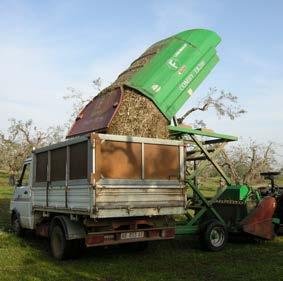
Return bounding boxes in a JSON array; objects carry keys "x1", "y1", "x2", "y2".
[
  {"x1": 67, "y1": 43, "x2": 245, "y2": 139},
  {"x1": 107, "y1": 88, "x2": 169, "y2": 138},
  {"x1": 100, "y1": 41, "x2": 169, "y2": 138}
]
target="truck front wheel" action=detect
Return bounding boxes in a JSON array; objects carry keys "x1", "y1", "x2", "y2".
[
  {"x1": 11, "y1": 212, "x2": 24, "y2": 237},
  {"x1": 50, "y1": 225, "x2": 71, "y2": 260}
]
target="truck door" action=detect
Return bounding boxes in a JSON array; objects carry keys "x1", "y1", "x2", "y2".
[{"x1": 11, "y1": 161, "x2": 33, "y2": 229}]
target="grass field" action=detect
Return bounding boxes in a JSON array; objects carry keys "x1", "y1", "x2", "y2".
[{"x1": 0, "y1": 171, "x2": 283, "y2": 281}]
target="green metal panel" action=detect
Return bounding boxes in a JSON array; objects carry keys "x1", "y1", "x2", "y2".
[
  {"x1": 168, "y1": 125, "x2": 238, "y2": 141},
  {"x1": 126, "y1": 29, "x2": 221, "y2": 120},
  {"x1": 218, "y1": 185, "x2": 250, "y2": 201}
]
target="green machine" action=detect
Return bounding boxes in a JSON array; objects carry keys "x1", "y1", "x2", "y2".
[
  {"x1": 125, "y1": 29, "x2": 280, "y2": 250},
  {"x1": 126, "y1": 29, "x2": 221, "y2": 120},
  {"x1": 168, "y1": 126, "x2": 279, "y2": 251},
  {"x1": 70, "y1": 29, "x2": 281, "y2": 251}
]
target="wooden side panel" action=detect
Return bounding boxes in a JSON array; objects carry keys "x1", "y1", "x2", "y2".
[
  {"x1": 144, "y1": 144, "x2": 179, "y2": 180},
  {"x1": 100, "y1": 140, "x2": 142, "y2": 179}
]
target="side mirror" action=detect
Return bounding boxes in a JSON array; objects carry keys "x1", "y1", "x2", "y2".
[{"x1": 8, "y1": 175, "x2": 16, "y2": 186}]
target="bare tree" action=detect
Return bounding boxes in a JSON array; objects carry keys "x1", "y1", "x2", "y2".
[
  {"x1": 220, "y1": 141, "x2": 277, "y2": 185},
  {"x1": 0, "y1": 119, "x2": 65, "y2": 184},
  {"x1": 177, "y1": 88, "x2": 247, "y2": 127},
  {"x1": 63, "y1": 78, "x2": 102, "y2": 127}
]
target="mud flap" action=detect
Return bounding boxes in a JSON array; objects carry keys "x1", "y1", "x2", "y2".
[{"x1": 240, "y1": 196, "x2": 276, "y2": 240}]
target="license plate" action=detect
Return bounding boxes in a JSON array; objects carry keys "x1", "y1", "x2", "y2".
[{"x1": 121, "y1": 231, "x2": 144, "y2": 240}]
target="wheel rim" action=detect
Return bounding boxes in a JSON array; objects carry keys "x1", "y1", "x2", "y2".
[{"x1": 210, "y1": 227, "x2": 225, "y2": 248}]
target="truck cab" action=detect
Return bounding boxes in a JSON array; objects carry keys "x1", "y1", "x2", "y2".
[{"x1": 10, "y1": 157, "x2": 33, "y2": 234}]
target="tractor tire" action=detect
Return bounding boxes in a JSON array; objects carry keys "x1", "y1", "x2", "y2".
[
  {"x1": 50, "y1": 225, "x2": 72, "y2": 260},
  {"x1": 201, "y1": 220, "x2": 228, "y2": 251},
  {"x1": 11, "y1": 212, "x2": 25, "y2": 237}
]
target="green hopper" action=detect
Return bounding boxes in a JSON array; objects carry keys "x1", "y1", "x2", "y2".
[{"x1": 126, "y1": 29, "x2": 221, "y2": 120}]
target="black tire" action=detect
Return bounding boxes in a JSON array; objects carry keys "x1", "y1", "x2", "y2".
[
  {"x1": 50, "y1": 225, "x2": 71, "y2": 260},
  {"x1": 201, "y1": 220, "x2": 228, "y2": 251},
  {"x1": 11, "y1": 213, "x2": 25, "y2": 237}
]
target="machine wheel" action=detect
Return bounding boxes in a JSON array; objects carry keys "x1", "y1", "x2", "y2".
[
  {"x1": 50, "y1": 225, "x2": 71, "y2": 260},
  {"x1": 11, "y1": 212, "x2": 24, "y2": 237},
  {"x1": 201, "y1": 220, "x2": 228, "y2": 251}
]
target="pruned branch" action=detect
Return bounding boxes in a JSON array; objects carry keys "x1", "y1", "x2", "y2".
[
  {"x1": 177, "y1": 103, "x2": 209, "y2": 123},
  {"x1": 178, "y1": 88, "x2": 247, "y2": 127}
]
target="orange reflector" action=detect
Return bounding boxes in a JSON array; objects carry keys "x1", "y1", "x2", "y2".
[{"x1": 86, "y1": 235, "x2": 104, "y2": 245}]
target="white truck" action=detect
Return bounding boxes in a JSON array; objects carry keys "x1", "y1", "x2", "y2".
[{"x1": 10, "y1": 133, "x2": 186, "y2": 259}]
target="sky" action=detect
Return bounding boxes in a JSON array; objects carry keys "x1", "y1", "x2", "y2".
[{"x1": 0, "y1": 0, "x2": 283, "y2": 163}]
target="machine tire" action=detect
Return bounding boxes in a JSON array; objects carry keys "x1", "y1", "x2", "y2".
[
  {"x1": 201, "y1": 220, "x2": 227, "y2": 251},
  {"x1": 50, "y1": 225, "x2": 71, "y2": 260},
  {"x1": 11, "y1": 212, "x2": 25, "y2": 237}
]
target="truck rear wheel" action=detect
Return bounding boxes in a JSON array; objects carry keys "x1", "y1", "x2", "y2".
[
  {"x1": 201, "y1": 220, "x2": 227, "y2": 251},
  {"x1": 50, "y1": 225, "x2": 71, "y2": 260}
]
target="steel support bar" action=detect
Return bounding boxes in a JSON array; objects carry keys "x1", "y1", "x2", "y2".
[
  {"x1": 186, "y1": 179, "x2": 225, "y2": 225},
  {"x1": 186, "y1": 144, "x2": 225, "y2": 181},
  {"x1": 189, "y1": 135, "x2": 232, "y2": 186},
  {"x1": 168, "y1": 125, "x2": 238, "y2": 141}
]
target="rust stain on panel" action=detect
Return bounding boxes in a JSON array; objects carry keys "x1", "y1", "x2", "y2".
[
  {"x1": 67, "y1": 88, "x2": 122, "y2": 138},
  {"x1": 94, "y1": 137, "x2": 102, "y2": 183},
  {"x1": 240, "y1": 196, "x2": 276, "y2": 240}
]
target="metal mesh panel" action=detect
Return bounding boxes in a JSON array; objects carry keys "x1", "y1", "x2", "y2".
[
  {"x1": 50, "y1": 147, "x2": 67, "y2": 181},
  {"x1": 144, "y1": 144, "x2": 179, "y2": 180},
  {"x1": 70, "y1": 141, "x2": 88, "y2": 180},
  {"x1": 36, "y1": 152, "x2": 48, "y2": 182},
  {"x1": 100, "y1": 140, "x2": 142, "y2": 179}
]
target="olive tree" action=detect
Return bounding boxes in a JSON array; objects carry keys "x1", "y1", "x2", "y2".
[
  {"x1": 220, "y1": 141, "x2": 278, "y2": 185},
  {"x1": 0, "y1": 119, "x2": 65, "y2": 185}
]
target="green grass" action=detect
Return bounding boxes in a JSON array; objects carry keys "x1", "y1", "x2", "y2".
[{"x1": 0, "y1": 171, "x2": 283, "y2": 281}]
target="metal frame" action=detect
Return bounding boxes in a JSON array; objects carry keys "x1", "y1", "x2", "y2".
[
  {"x1": 32, "y1": 132, "x2": 186, "y2": 219},
  {"x1": 168, "y1": 126, "x2": 238, "y2": 235},
  {"x1": 91, "y1": 132, "x2": 185, "y2": 185}
]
